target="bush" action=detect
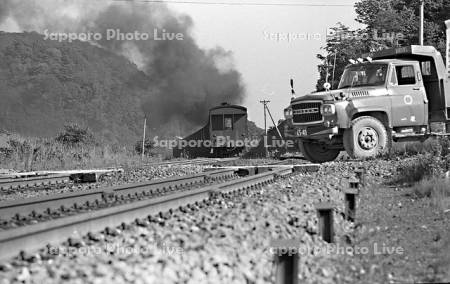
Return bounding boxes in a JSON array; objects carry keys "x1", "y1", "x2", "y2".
[
  {"x1": 55, "y1": 123, "x2": 95, "y2": 147},
  {"x1": 134, "y1": 138, "x2": 154, "y2": 156},
  {"x1": 389, "y1": 137, "x2": 450, "y2": 184},
  {"x1": 389, "y1": 137, "x2": 450, "y2": 158},
  {"x1": 0, "y1": 131, "x2": 161, "y2": 171},
  {"x1": 411, "y1": 177, "x2": 450, "y2": 211},
  {"x1": 394, "y1": 153, "x2": 445, "y2": 184}
]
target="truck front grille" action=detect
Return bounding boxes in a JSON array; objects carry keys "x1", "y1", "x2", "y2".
[{"x1": 292, "y1": 101, "x2": 323, "y2": 123}]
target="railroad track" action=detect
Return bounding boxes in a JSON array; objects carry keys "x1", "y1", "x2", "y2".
[
  {"x1": 143, "y1": 158, "x2": 235, "y2": 167},
  {"x1": 0, "y1": 169, "x2": 236, "y2": 225},
  {"x1": 0, "y1": 174, "x2": 72, "y2": 192},
  {"x1": 0, "y1": 165, "x2": 296, "y2": 262},
  {"x1": 0, "y1": 158, "x2": 232, "y2": 192},
  {"x1": 0, "y1": 168, "x2": 124, "y2": 192}
]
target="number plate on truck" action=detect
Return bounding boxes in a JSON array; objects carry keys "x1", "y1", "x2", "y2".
[{"x1": 297, "y1": 129, "x2": 308, "y2": 136}]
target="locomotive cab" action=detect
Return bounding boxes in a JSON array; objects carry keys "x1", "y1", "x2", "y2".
[
  {"x1": 209, "y1": 103, "x2": 248, "y2": 155},
  {"x1": 173, "y1": 103, "x2": 249, "y2": 158}
]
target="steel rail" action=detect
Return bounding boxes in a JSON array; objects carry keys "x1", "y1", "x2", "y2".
[
  {"x1": 143, "y1": 158, "x2": 216, "y2": 167},
  {"x1": 0, "y1": 175, "x2": 71, "y2": 190},
  {"x1": 0, "y1": 159, "x2": 214, "y2": 188},
  {"x1": 0, "y1": 169, "x2": 235, "y2": 220},
  {"x1": 0, "y1": 167, "x2": 292, "y2": 261}
]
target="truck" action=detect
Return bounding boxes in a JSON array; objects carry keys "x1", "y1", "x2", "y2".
[{"x1": 283, "y1": 20, "x2": 450, "y2": 163}]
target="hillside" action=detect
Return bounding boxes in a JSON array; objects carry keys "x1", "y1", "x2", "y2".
[{"x1": 0, "y1": 32, "x2": 150, "y2": 144}]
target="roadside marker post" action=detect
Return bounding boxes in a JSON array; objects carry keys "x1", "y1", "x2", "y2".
[
  {"x1": 349, "y1": 178, "x2": 360, "y2": 190},
  {"x1": 315, "y1": 203, "x2": 335, "y2": 243},
  {"x1": 354, "y1": 168, "x2": 366, "y2": 187},
  {"x1": 271, "y1": 239, "x2": 299, "y2": 284},
  {"x1": 344, "y1": 188, "x2": 358, "y2": 222}
]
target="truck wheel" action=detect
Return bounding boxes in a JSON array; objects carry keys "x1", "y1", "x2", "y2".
[
  {"x1": 299, "y1": 140, "x2": 340, "y2": 163},
  {"x1": 343, "y1": 116, "x2": 390, "y2": 159}
]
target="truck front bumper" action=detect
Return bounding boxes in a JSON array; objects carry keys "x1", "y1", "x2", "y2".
[{"x1": 284, "y1": 125, "x2": 339, "y2": 140}]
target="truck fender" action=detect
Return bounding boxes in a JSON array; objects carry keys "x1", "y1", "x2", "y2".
[{"x1": 345, "y1": 107, "x2": 392, "y2": 129}]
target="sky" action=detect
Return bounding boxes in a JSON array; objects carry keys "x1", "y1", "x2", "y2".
[
  {"x1": 166, "y1": 0, "x2": 363, "y2": 128},
  {"x1": 0, "y1": 0, "x2": 364, "y2": 130}
]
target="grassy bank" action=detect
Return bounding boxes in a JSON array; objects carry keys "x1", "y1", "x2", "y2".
[
  {"x1": 391, "y1": 137, "x2": 450, "y2": 212},
  {"x1": 0, "y1": 126, "x2": 173, "y2": 171}
]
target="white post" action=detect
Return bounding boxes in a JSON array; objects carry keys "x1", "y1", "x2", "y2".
[
  {"x1": 141, "y1": 117, "x2": 147, "y2": 160},
  {"x1": 331, "y1": 51, "x2": 337, "y2": 89},
  {"x1": 419, "y1": 0, "x2": 424, "y2": 45},
  {"x1": 260, "y1": 100, "x2": 270, "y2": 158},
  {"x1": 445, "y1": 20, "x2": 450, "y2": 81}
]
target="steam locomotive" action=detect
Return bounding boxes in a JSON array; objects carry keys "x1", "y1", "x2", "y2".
[{"x1": 173, "y1": 103, "x2": 249, "y2": 158}]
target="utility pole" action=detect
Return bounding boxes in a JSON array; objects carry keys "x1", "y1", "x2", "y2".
[
  {"x1": 419, "y1": 0, "x2": 424, "y2": 45},
  {"x1": 331, "y1": 51, "x2": 337, "y2": 89},
  {"x1": 446, "y1": 20, "x2": 450, "y2": 81},
  {"x1": 260, "y1": 100, "x2": 270, "y2": 158},
  {"x1": 141, "y1": 116, "x2": 147, "y2": 160},
  {"x1": 265, "y1": 103, "x2": 286, "y2": 154}
]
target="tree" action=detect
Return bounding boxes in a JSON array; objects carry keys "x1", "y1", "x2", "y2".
[
  {"x1": 55, "y1": 123, "x2": 95, "y2": 146},
  {"x1": 316, "y1": 0, "x2": 449, "y2": 91},
  {"x1": 316, "y1": 24, "x2": 371, "y2": 91},
  {"x1": 134, "y1": 138, "x2": 154, "y2": 156},
  {"x1": 355, "y1": 0, "x2": 448, "y2": 56}
]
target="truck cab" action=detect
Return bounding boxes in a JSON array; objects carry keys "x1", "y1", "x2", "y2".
[{"x1": 284, "y1": 45, "x2": 450, "y2": 162}]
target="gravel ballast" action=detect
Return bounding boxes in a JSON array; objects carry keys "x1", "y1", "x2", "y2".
[{"x1": 1, "y1": 158, "x2": 448, "y2": 283}]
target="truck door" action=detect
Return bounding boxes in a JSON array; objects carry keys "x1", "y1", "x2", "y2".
[{"x1": 388, "y1": 63, "x2": 427, "y2": 127}]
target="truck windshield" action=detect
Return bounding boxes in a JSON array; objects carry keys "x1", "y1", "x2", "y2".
[{"x1": 338, "y1": 64, "x2": 388, "y2": 88}]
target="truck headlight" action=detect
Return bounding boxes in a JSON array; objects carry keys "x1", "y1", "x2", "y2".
[
  {"x1": 320, "y1": 104, "x2": 335, "y2": 115},
  {"x1": 284, "y1": 108, "x2": 293, "y2": 118}
]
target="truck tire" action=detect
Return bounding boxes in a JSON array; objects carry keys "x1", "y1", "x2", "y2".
[
  {"x1": 343, "y1": 116, "x2": 390, "y2": 159},
  {"x1": 299, "y1": 140, "x2": 340, "y2": 163}
]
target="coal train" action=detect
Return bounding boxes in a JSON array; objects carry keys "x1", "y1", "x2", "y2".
[{"x1": 173, "y1": 103, "x2": 249, "y2": 158}]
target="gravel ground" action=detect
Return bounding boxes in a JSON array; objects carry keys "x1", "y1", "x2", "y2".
[
  {"x1": 328, "y1": 159, "x2": 450, "y2": 283},
  {"x1": 1, "y1": 158, "x2": 448, "y2": 283},
  {"x1": 0, "y1": 162, "x2": 350, "y2": 283}
]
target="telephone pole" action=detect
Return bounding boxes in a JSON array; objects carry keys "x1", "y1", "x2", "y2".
[
  {"x1": 141, "y1": 116, "x2": 147, "y2": 160},
  {"x1": 419, "y1": 0, "x2": 424, "y2": 45},
  {"x1": 260, "y1": 100, "x2": 270, "y2": 158},
  {"x1": 331, "y1": 51, "x2": 337, "y2": 89}
]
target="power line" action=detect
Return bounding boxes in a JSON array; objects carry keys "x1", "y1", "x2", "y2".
[{"x1": 113, "y1": 0, "x2": 354, "y2": 7}]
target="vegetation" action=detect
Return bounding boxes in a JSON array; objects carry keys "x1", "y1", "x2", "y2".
[
  {"x1": 409, "y1": 177, "x2": 450, "y2": 212},
  {"x1": 247, "y1": 120, "x2": 265, "y2": 138},
  {"x1": 389, "y1": 137, "x2": 450, "y2": 211},
  {"x1": 0, "y1": 32, "x2": 149, "y2": 145},
  {"x1": 0, "y1": 128, "x2": 166, "y2": 171},
  {"x1": 393, "y1": 138, "x2": 449, "y2": 182},
  {"x1": 412, "y1": 177, "x2": 450, "y2": 198},
  {"x1": 134, "y1": 138, "x2": 155, "y2": 156},
  {"x1": 55, "y1": 124, "x2": 96, "y2": 147},
  {"x1": 316, "y1": 0, "x2": 449, "y2": 90}
]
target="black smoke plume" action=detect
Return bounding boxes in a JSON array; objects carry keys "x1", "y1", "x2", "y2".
[{"x1": 0, "y1": 0, "x2": 245, "y2": 137}]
